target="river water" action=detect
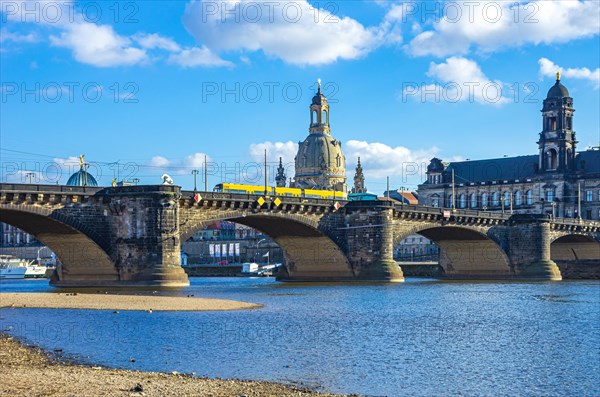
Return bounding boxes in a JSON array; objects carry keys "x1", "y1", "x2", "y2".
[{"x1": 1, "y1": 277, "x2": 599, "y2": 396}]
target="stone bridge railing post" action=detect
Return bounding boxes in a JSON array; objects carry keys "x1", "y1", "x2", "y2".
[
  {"x1": 343, "y1": 201, "x2": 404, "y2": 282},
  {"x1": 509, "y1": 214, "x2": 562, "y2": 281}
]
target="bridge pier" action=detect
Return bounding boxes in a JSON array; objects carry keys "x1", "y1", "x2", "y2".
[
  {"x1": 107, "y1": 189, "x2": 189, "y2": 288},
  {"x1": 509, "y1": 214, "x2": 562, "y2": 281},
  {"x1": 344, "y1": 201, "x2": 404, "y2": 282},
  {"x1": 49, "y1": 187, "x2": 190, "y2": 288}
]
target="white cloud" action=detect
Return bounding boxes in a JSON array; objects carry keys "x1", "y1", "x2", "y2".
[
  {"x1": 185, "y1": 153, "x2": 211, "y2": 168},
  {"x1": 148, "y1": 153, "x2": 212, "y2": 175},
  {"x1": 345, "y1": 140, "x2": 440, "y2": 183},
  {"x1": 0, "y1": 28, "x2": 38, "y2": 43},
  {"x1": 403, "y1": 57, "x2": 510, "y2": 105},
  {"x1": 133, "y1": 33, "x2": 181, "y2": 52},
  {"x1": 50, "y1": 23, "x2": 148, "y2": 67},
  {"x1": 249, "y1": 141, "x2": 298, "y2": 164},
  {"x1": 182, "y1": 0, "x2": 384, "y2": 65},
  {"x1": 407, "y1": 1, "x2": 600, "y2": 57},
  {"x1": 3, "y1": 170, "x2": 45, "y2": 184},
  {"x1": 150, "y1": 156, "x2": 170, "y2": 167},
  {"x1": 1, "y1": 1, "x2": 234, "y2": 69},
  {"x1": 168, "y1": 46, "x2": 234, "y2": 68},
  {"x1": 538, "y1": 58, "x2": 600, "y2": 87}
]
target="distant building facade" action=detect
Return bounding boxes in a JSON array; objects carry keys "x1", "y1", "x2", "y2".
[
  {"x1": 395, "y1": 235, "x2": 439, "y2": 261},
  {"x1": 418, "y1": 76, "x2": 600, "y2": 220},
  {"x1": 0, "y1": 223, "x2": 37, "y2": 246},
  {"x1": 293, "y1": 81, "x2": 347, "y2": 192},
  {"x1": 383, "y1": 190, "x2": 419, "y2": 205}
]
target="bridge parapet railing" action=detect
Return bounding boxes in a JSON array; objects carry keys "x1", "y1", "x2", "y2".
[
  {"x1": 393, "y1": 204, "x2": 511, "y2": 221},
  {"x1": 181, "y1": 191, "x2": 342, "y2": 207},
  {"x1": 0, "y1": 183, "x2": 181, "y2": 195},
  {"x1": 550, "y1": 218, "x2": 600, "y2": 228},
  {"x1": 0, "y1": 183, "x2": 105, "y2": 194}
]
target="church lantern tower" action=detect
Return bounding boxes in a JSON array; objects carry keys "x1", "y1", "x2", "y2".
[
  {"x1": 538, "y1": 73, "x2": 577, "y2": 172},
  {"x1": 293, "y1": 79, "x2": 347, "y2": 192}
]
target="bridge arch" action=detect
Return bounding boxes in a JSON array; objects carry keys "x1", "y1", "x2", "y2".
[
  {"x1": 179, "y1": 209, "x2": 353, "y2": 281},
  {"x1": 550, "y1": 233, "x2": 600, "y2": 279},
  {"x1": 394, "y1": 224, "x2": 512, "y2": 278},
  {"x1": 0, "y1": 204, "x2": 119, "y2": 285}
]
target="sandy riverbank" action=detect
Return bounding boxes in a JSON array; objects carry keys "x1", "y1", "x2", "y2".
[
  {"x1": 0, "y1": 334, "x2": 349, "y2": 397},
  {"x1": 0, "y1": 293, "x2": 261, "y2": 311}
]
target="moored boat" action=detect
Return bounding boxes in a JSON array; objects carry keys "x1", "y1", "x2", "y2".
[{"x1": 0, "y1": 255, "x2": 47, "y2": 279}]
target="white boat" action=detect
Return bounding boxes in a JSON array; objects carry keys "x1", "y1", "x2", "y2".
[
  {"x1": 25, "y1": 264, "x2": 48, "y2": 278},
  {"x1": 0, "y1": 255, "x2": 47, "y2": 279},
  {"x1": 241, "y1": 262, "x2": 259, "y2": 275}
]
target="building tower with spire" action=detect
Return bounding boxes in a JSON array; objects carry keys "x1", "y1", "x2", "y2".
[
  {"x1": 293, "y1": 79, "x2": 347, "y2": 192},
  {"x1": 352, "y1": 157, "x2": 367, "y2": 193},
  {"x1": 275, "y1": 157, "x2": 286, "y2": 187},
  {"x1": 538, "y1": 71, "x2": 577, "y2": 172},
  {"x1": 417, "y1": 75, "x2": 600, "y2": 220}
]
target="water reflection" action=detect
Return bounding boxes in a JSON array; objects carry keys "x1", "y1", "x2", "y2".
[{"x1": 1, "y1": 277, "x2": 599, "y2": 396}]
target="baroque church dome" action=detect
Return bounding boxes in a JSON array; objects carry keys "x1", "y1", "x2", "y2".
[
  {"x1": 66, "y1": 155, "x2": 98, "y2": 187},
  {"x1": 294, "y1": 81, "x2": 347, "y2": 192}
]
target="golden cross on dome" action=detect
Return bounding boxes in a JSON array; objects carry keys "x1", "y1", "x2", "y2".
[{"x1": 556, "y1": 71, "x2": 561, "y2": 81}]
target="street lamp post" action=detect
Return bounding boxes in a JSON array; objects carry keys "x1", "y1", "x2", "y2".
[
  {"x1": 256, "y1": 238, "x2": 266, "y2": 263},
  {"x1": 25, "y1": 172, "x2": 35, "y2": 184},
  {"x1": 36, "y1": 247, "x2": 44, "y2": 265},
  {"x1": 192, "y1": 170, "x2": 199, "y2": 192},
  {"x1": 132, "y1": 178, "x2": 140, "y2": 186}
]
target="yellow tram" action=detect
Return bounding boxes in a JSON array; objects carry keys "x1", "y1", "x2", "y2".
[{"x1": 213, "y1": 183, "x2": 347, "y2": 200}]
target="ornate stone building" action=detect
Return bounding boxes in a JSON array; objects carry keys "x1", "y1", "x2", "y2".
[
  {"x1": 418, "y1": 75, "x2": 600, "y2": 220},
  {"x1": 275, "y1": 157, "x2": 286, "y2": 188},
  {"x1": 351, "y1": 157, "x2": 367, "y2": 193},
  {"x1": 293, "y1": 81, "x2": 347, "y2": 192}
]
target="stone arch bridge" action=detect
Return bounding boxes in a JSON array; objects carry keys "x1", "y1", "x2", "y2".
[{"x1": 1, "y1": 184, "x2": 598, "y2": 288}]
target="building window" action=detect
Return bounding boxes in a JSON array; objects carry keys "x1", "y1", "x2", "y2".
[
  {"x1": 492, "y1": 192, "x2": 500, "y2": 206},
  {"x1": 447, "y1": 194, "x2": 453, "y2": 208},
  {"x1": 546, "y1": 190, "x2": 554, "y2": 203},
  {"x1": 566, "y1": 116, "x2": 572, "y2": 130},
  {"x1": 481, "y1": 193, "x2": 488, "y2": 208},
  {"x1": 503, "y1": 192, "x2": 510, "y2": 207},
  {"x1": 459, "y1": 194, "x2": 466, "y2": 209},
  {"x1": 566, "y1": 208, "x2": 572, "y2": 218},
  {"x1": 526, "y1": 190, "x2": 533, "y2": 205},
  {"x1": 586, "y1": 190, "x2": 593, "y2": 202},
  {"x1": 515, "y1": 191, "x2": 522, "y2": 206},
  {"x1": 470, "y1": 193, "x2": 477, "y2": 208},
  {"x1": 431, "y1": 195, "x2": 440, "y2": 208},
  {"x1": 547, "y1": 149, "x2": 558, "y2": 170},
  {"x1": 547, "y1": 117, "x2": 557, "y2": 130}
]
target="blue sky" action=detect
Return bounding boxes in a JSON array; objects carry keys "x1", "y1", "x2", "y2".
[{"x1": 1, "y1": 0, "x2": 599, "y2": 193}]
